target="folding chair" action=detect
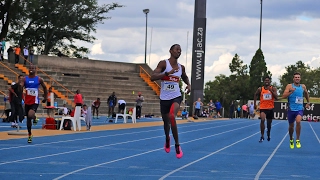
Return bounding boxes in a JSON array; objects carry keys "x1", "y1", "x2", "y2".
[
  {"x1": 59, "y1": 106, "x2": 83, "y2": 131},
  {"x1": 115, "y1": 107, "x2": 136, "y2": 123}
]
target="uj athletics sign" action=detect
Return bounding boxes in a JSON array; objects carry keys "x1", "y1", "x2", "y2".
[{"x1": 273, "y1": 102, "x2": 319, "y2": 121}]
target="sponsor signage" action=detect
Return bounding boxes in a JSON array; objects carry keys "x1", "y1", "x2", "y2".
[{"x1": 273, "y1": 102, "x2": 319, "y2": 121}]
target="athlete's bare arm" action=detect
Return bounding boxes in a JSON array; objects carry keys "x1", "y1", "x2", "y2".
[
  {"x1": 253, "y1": 87, "x2": 261, "y2": 109},
  {"x1": 282, "y1": 84, "x2": 295, "y2": 98},
  {"x1": 39, "y1": 77, "x2": 48, "y2": 103},
  {"x1": 271, "y1": 86, "x2": 278, "y2": 100},
  {"x1": 181, "y1": 65, "x2": 191, "y2": 94},
  {"x1": 150, "y1": 60, "x2": 178, "y2": 81},
  {"x1": 150, "y1": 60, "x2": 166, "y2": 81},
  {"x1": 302, "y1": 84, "x2": 310, "y2": 108}
]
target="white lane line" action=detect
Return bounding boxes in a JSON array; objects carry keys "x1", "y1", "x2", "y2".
[
  {"x1": 254, "y1": 132, "x2": 288, "y2": 180},
  {"x1": 309, "y1": 123, "x2": 320, "y2": 143},
  {"x1": 159, "y1": 133, "x2": 260, "y2": 180},
  {"x1": 0, "y1": 121, "x2": 254, "y2": 166},
  {"x1": 0, "y1": 135, "x2": 162, "y2": 166},
  {"x1": 0, "y1": 121, "x2": 248, "y2": 151},
  {"x1": 53, "y1": 122, "x2": 259, "y2": 179},
  {"x1": 159, "y1": 121, "x2": 283, "y2": 180}
]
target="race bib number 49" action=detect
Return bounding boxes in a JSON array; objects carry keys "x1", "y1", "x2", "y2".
[{"x1": 164, "y1": 82, "x2": 178, "y2": 91}]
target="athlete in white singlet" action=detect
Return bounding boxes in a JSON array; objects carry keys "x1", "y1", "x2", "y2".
[{"x1": 151, "y1": 44, "x2": 191, "y2": 159}]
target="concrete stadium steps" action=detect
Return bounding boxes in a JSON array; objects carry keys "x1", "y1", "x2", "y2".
[
  {"x1": 42, "y1": 73, "x2": 144, "y2": 82},
  {"x1": 43, "y1": 77, "x2": 149, "y2": 87},
  {"x1": 40, "y1": 67, "x2": 138, "y2": 74},
  {"x1": 52, "y1": 86, "x2": 158, "y2": 96},
  {"x1": 0, "y1": 58, "x2": 161, "y2": 116},
  {"x1": 61, "y1": 83, "x2": 154, "y2": 91},
  {"x1": 45, "y1": 69, "x2": 160, "y2": 116},
  {"x1": 0, "y1": 75, "x2": 16, "y2": 87}
]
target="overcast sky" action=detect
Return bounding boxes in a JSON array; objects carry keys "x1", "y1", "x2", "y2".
[{"x1": 87, "y1": 0, "x2": 320, "y2": 84}]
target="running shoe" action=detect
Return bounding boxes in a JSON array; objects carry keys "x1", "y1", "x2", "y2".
[
  {"x1": 27, "y1": 135, "x2": 33, "y2": 143},
  {"x1": 259, "y1": 137, "x2": 264, "y2": 143},
  {"x1": 164, "y1": 136, "x2": 170, "y2": 153},
  {"x1": 290, "y1": 139, "x2": 294, "y2": 149},
  {"x1": 267, "y1": 131, "x2": 271, "y2": 141},
  {"x1": 296, "y1": 140, "x2": 301, "y2": 148},
  {"x1": 175, "y1": 144, "x2": 183, "y2": 159},
  {"x1": 33, "y1": 118, "x2": 39, "y2": 125}
]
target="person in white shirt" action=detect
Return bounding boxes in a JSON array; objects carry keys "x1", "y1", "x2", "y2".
[
  {"x1": 118, "y1": 99, "x2": 126, "y2": 114},
  {"x1": 62, "y1": 104, "x2": 68, "y2": 116},
  {"x1": 81, "y1": 104, "x2": 88, "y2": 118},
  {"x1": 23, "y1": 46, "x2": 29, "y2": 65}
]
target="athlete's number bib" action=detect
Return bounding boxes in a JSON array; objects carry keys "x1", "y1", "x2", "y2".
[
  {"x1": 164, "y1": 82, "x2": 178, "y2": 91},
  {"x1": 263, "y1": 93, "x2": 272, "y2": 100},
  {"x1": 295, "y1": 97, "x2": 303, "y2": 104},
  {"x1": 27, "y1": 88, "x2": 38, "y2": 96}
]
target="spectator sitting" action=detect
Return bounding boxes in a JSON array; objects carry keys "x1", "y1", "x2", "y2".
[
  {"x1": 201, "y1": 110, "x2": 209, "y2": 118},
  {"x1": 127, "y1": 107, "x2": 133, "y2": 115},
  {"x1": 70, "y1": 108, "x2": 75, "y2": 117},
  {"x1": 62, "y1": 104, "x2": 68, "y2": 116},
  {"x1": 181, "y1": 109, "x2": 188, "y2": 119},
  {"x1": 145, "y1": 113, "x2": 154, "y2": 118},
  {"x1": 81, "y1": 104, "x2": 88, "y2": 118}
]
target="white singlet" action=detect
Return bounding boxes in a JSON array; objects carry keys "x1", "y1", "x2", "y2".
[{"x1": 160, "y1": 59, "x2": 182, "y2": 100}]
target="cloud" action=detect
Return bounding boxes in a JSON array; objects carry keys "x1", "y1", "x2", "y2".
[
  {"x1": 91, "y1": 42, "x2": 104, "y2": 55},
  {"x1": 305, "y1": 55, "x2": 320, "y2": 69},
  {"x1": 89, "y1": 0, "x2": 320, "y2": 86},
  {"x1": 204, "y1": 52, "x2": 233, "y2": 81},
  {"x1": 267, "y1": 64, "x2": 286, "y2": 82}
]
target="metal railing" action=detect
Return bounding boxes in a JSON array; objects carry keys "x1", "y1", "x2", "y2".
[
  {"x1": 14, "y1": 55, "x2": 75, "y2": 104},
  {"x1": 18, "y1": 55, "x2": 75, "y2": 96},
  {"x1": 0, "y1": 90, "x2": 7, "y2": 96},
  {"x1": 0, "y1": 61, "x2": 46, "y2": 93},
  {"x1": 139, "y1": 66, "x2": 160, "y2": 88}
]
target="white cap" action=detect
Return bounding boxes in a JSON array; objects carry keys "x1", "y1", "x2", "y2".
[{"x1": 11, "y1": 82, "x2": 16, "y2": 85}]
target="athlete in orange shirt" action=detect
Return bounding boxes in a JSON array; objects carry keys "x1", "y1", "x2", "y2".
[{"x1": 254, "y1": 76, "x2": 278, "y2": 142}]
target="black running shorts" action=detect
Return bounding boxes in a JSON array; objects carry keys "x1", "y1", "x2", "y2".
[{"x1": 160, "y1": 96, "x2": 182, "y2": 114}]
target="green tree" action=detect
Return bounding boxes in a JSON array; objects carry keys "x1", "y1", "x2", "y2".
[
  {"x1": 229, "y1": 53, "x2": 251, "y2": 104},
  {"x1": 5, "y1": 0, "x2": 123, "y2": 58},
  {"x1": 204, "y1": 74, "x2": 236, "y2": 117},
  {"x1": 229, "y1": 53, "x2": 248, "y2": 76},
  {"x1": 310, "y1": 68, "x2": 320, "y2": 97},
  {"x1": 279, "y1": 61, "x2": 312, "y2": 95},
  {"x1": 0, "y1": 0, "x2": 23, "y2": 39},
  {"x1": 249, "y1": 49, "x2": 272, "y2": 95}
]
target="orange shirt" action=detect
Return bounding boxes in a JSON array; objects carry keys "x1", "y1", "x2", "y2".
[
  {"x1": 14, "y1": 47, "x2": 21, "y2": 55},
  {"x1": 259, "y1": 86, "x2": 275, "y2": 109}
]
